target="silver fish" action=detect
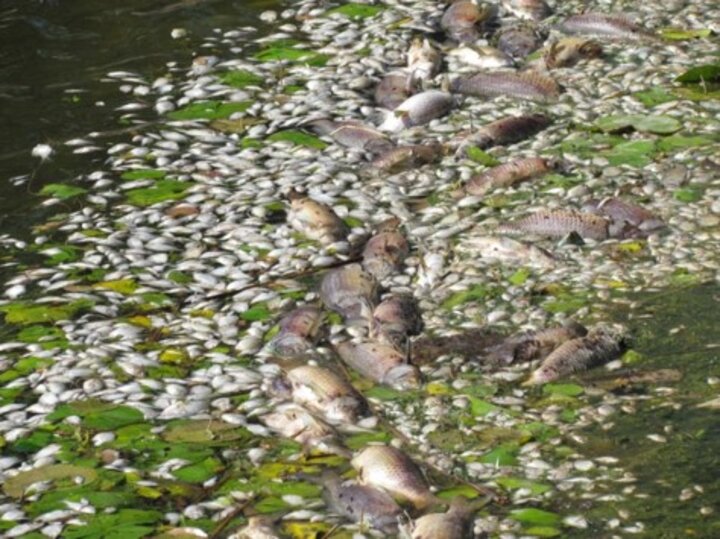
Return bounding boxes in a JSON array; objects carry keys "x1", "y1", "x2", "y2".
[
  {"x1": 320, "y1": 264, "x2": 378, "y2": 324},
  {"x1": 502, "y1": 0, "x2": 552, "y2": 21},
  {"x1": 335, "y1": 341, "x2": 421, "y2": 390},
  {"x1": 362, "y1": 218, "x2": 410, "y2": 279},
  {"x1": 403, "y1": 496, "x2": 475, "y2": 539},
  {"x1": 309, "y1": 119, "x2": 394, "y2": 155},
  {"x1": 379, "y1": 91, "x2": 454, "y2": 132},
  {"x1": 458, "y1": 235, "x2": 555, "y2": 268},
  {"x1": 287, "y1": 192, "x2": 349, "y2": 245},
  {"x1": 465, "y1": 157, "x2": 554, "y2": 196},
  {"x1": 267, "y1": 306, "x2": 323, "y2": 357},
  {"x1": 371, "y1": 295, "x2": 423, "y2": 347},
  {"x1": 451, "y1": 70, "x2": 559, "y2": 102},
  {"x1": 560, "y1": 13, "x2": 655, "y2": 40},
  {"x1": 448, "y1": 45, "x2": 514, "y2": 69},
  {"x1": 351, "y1": 445, "x2": 438, "y2": 509},
  {"x1": 527, "y1": 326, "x2": 627, "y2": 385},
  {"x1": 500, "y1": 209, "x2": 609, "y2": 240},
  {"x1": 487, "y1": 322, "x2": 588, "y2": 365}
]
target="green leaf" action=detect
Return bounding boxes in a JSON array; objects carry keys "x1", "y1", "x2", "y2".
[
  {"x1": 218, "y1": 69, "x2": 264, "y2": 88},
  {"x1": 595, "y1": 114, "x2": 644, "y2": 133},
  {"x1": 479, "y1": 445, "x2": 518, "y2": 466},
  {"x1": 167, "y1": 100, "x2": 252, "y2": 120},
  {"x1": 633, "y1": 88, "x2": 677, "y2": 107},
  {"x1": 509, "y1": 268, "x2": 531, "y2": 286},
  {"x1": 603, "y1": 139, "x2": 656, "y2": 167},
  {"x1": 172, "y1": 457, "x2": 223, "y2": 483},
  {"x1": 633, "y1": 115, "x2": 681, "y2": 134},
  {"x1": 267, "y1": 129, "x2": 328, "y2": 149},
  {"x1": 496, "y1": 476, "x2": 552, "y2": 495},
  {"x1": 674, "y1": 187, "x2": 703, "y2": 203},
  {"x1": 163, "y1": 420, "x2": 251, "y2": 444},
  {"x1": 3, "y1": 465, "x2": 98, "y2": 498},
  {"x1": 659, "y1": 27, "x2": 712, "y2": 40},
  {"x1": 240, "y1": 303, "x2": 271, "y2": 321},
  {"x1": 120, "y1": 169, "x2": 166, "y2": 181},
  {"x1": 468, "y1": 397, "x2": 498, "y2": 417},
  {"x1": 673, "y1": 85, "x2": 720, "y2": 101},
  {"x1": 17, "y1": 325, "x2": 65, "y2": 343},
  {"x1": 126, "y1": 180, "x2": 195, "y2": 207},
  {"x1": 676, "y1": 64, "x2": 720, "y2": 83},
  {"x1": 345, "y1": 431, "x2": 393, "y2": 450},
  {"x1": 510, "y1": 508, "x2": 561, "y2": 526},
  {"x1": 95, "y1": 279, "x2": 138, "y2": 295},
  {"x1": 0, "y1": 300, "x2": 93, "y2": 325},
  {"x1": 436, "y1": 485, "x2": 481, "y2": 500},
  {"x1": 254, "y1": 495, "x2": 291, "y2": 514},
  {"x1": 543, "y1": 383, "x2": 584, "y2": 397},
  {"x1": 657, "y1": 134, "x2": 716, "y2": 152},
  {"x1": 40, "y1": 183, "x2": 87, "y2": 200},
  {"x1": 63, "y1": 510, "x2": 161, "y2": 539},
  {"x1": 326, "y1": 3, "x2": 384, "y2": 18},
  {"x1": 365, "y1": 386, "x2": 407, "y2": 401},
  {"x1": 525, "y1": 526, "x2": 562, "y2": 537},
  {"x1": 466, "y1": 146, "x2": 500, "y2": 166},
  {"x1": 442, "y1": 284, "x2": 492, "y2": 310},
  {"x1": 82, "y1": 406, "x2": 144, "y2": 430},
  {"x1": 43, "y1": 245, "x2": 82, "y2": 265},
  {"x1": 253, "y1": 46, "x2": 330, "y2": 66}
]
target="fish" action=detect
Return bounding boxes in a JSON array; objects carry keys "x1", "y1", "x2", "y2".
[
  {"x1": 501, "y1": 0, "x2": 552, "y2": 21},
  {"x1": 379, "y1": 91, "x2": 454, "y2": 132},
  {"x1": 286, "y1": 192, "x2": 349, "y2": 245},
  {"x1": 465, "y1": 157, "x2": 554, "y2": 196},
  {"x1": 351, "y1": 445, "x2": 438, "y2": 509},
  {"x1": 457, "y1": 235, "x2": 555, "y2": 268},
  {"x1": 287, "y1": 365, "x2": 369, "y2": 425},
  {"x1": 448, "y1": 45, "x2": 514, "y2": 69},
  {"x1": 589, "y1": 368, "x2": 682, "y2": 391},
  {"x1": 320, "y1": 264, "x2": 378, "y2": 324},
  {"x1": 560, "y1": 13, "x2": 655, "y2": 40},
  {"x1": 527, "y1": 326, "x2": 627, "y2": 385},
  {"x1": 231, "y1": 516, "x2": 280, "y2": 539},
  {"x1": 499, "y1": 209, "x2": 610, "y2": 241},
  {"x1": 441, "y1": 0, "x2": 495, "y2": 43},
  {"x1": 496, "y1": 26, "x2": 544, "y2": 59},
  {"x1": 454, "y1": 114, "x2": 551, "y2": 155},
  {"x1": 543, "y1": 37, "x2": 603, "y2": 69},
  {"x1": 267, "y1": 306, "x2": 324, "y2": 358},
  {"x1": 375, "y1": 71, "x2": 414, "y2": 110},
  {"x1": 582, "y1": 197, "x2": 664, "y2": 238},
  {"x1": 322, "y1": 471, "x2": 403, "y2": 534},
  {"x1": 451, "y1": 71, "x2": 559, "y2": 102},
  {"x1": 362, "y1": 218, "x2": 410, "y2": 279},
  {"x1": 371, "y1": 295, "x2": 424, "y2": 347},
  {"x1": 403, "y1": 496, "x2": 476, "y2": 539},
  {"x1": 370, "y1": 143, "x2": 444, "y2": 174},
  {"x1": 261, "y1": 403, "x2": 340, "y2": 451},
  {"x1": 407, "y1": 37, "x2": 442, "y2": 86},
  {"x1": 486, "y1": 322, "x2": 588, "y2": 365},
  {"x1": 335, "y1": 341, "x2": 421, "y2": 390},
  {"x1": 309, "y1": 119, "x2": 395, "y2": 155}
]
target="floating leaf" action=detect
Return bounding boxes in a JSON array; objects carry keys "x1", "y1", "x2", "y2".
[
  {"x1": 659, "y1": 27, "x2": 712, "y2": 40},
  {"x1": 40, "y1": 183, "x2": 87, "y2": 200},
  {"x1": 82, "y1": 405, "x2": 144, "y2": 430},
  {"x1": 595, "y1": 114, "x2": 643, "y2": 133},
  {"x1": 218, "y1": 69, "x2": 264, "y2": 88},
  {"x1": 673, "y1": 85, "x2": 720, "y2": 101},
  {"x1": 479, "y1": 444, "x2": 518, "y2": 466},
  {"x1": 126, "y1": 180, "x2": 195, "y2": 207},
  {"x1": 509, "y1": 268, "x2": 531, "y2": 286},
  {"x1": 254, "y1": 495, "x2": 291, "y2": 514},
  {"x1": 365, "y1": 386, "x2": 407, "y2": 401},
  {"x1": 172, "y1": 457, "x2": 223, "y2": 483},
  {"x1": 674, "y1": 187, "x2": 703, "y2": 203},
  {"x1": 0, "y1": 299, "x2": 93, "y2": 325},
  {"x1": 282, "y1": 521, "x2": 333, "y2": 538},
  {"x1": 345, "y1": 431, "x2": 393, "y2": 450},
  {"x1": 603, "y1": 139, "x2": 656, "y2": 167},
  {"x1": 163, "y1": 420, "x2": 250, "y2": 444},
  {"x1": 442, "y1": 284, "x2": 492, "y2": 310},
  {"x1": 241, "y1": 303, "x2": 271, "y2": 321},
  {"x1": 267, "y1": 130, "x2": 327, "y2": 149},
  {"x1": 120, "y1": 169, "x2": 166, "y2": 181},
  {"x1": 543, "y1": 383, "x2": 584, "y2": 397},
  {"x1": 468, "y1": 397, "x2": 498, "y2": 416},
  {"x1": 466, "y1": 146, "x2": 500, "y2": 166},
  {"x1": 63, "y1": 509, "x2": 161, "y2": 539},
  {"x1": 436, "y1": 485, "x2": 481, "y2": 500},
  {"x1": 676, "y1": 64, "x2": 720, "y2": 83},
  {"x1": 95, "y1": 279, "x2": 138, "y2": 295},
  {"x1": 326, "y1": 3, "x2": 384, "y2": 18},
  {"x1": 633, "y1": 88, "x2": 677, "y2": 107},
  {"x1": 4, "y1": 465, "x2": 98, "y2": 498},
  {"x1": 633, "y1": 116, "x2": 681, "y2": 134},
  {"x1": 525, "y1": 526, "x2": 562, "y2": 537},
  {"x1": 426, "y1": 381, "x2": 452, "y2": 396},
  {"x1": 510, "y1": 508, "x2": 561, "y2": 526},
  {"x1": 210, "y1": 117, "x2": 263, "y2": 133},
  {"x1": 657, "y1": 134, "x2": 715, "y2": 152},
  {"x1": 17, "y1": 325, "x2": 65, "y2": 343},
  {"x1": 168, "y1": 100, "x2": 252, "y2": 120},
  {"x1": 496, "y1": 477, "x2": 552, "y2": 495},
  {"x1": 253, "y1": 46, "x2": 330, "y2": 67}
]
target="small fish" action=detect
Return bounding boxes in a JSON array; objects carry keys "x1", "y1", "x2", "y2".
[
  {"x1": 320, "y1": 264, "x2": 378, "y2": 324},
  {"x1": 455, "y1": 114, "x2": 551, "y2": 154},
  {"x1": 287, "y1": 365, "x2": 369, "y2": 425},
  {"x1": 371, "y1": 295, "x2": 424, "y2": 347},
  {"x1": 375, "y1": 71, "x2": 414, "y2": 110},
  {"x1": 379, "y1": 91, "x2": 454, "y2": 132},
  {"x1": 458, "y1": 235, "x2": 555, "y2": 268},
  {"x1": 261, "y1": 403, "x2": 337, "y2": 449},
  {"x1": 487, "y1": 322, "x2": 588, "y2": 365},
  {"x1": 560, "y1": 13, "x2": 654, "y2": 40},
  {"x1": 451, "y1": 71, "x2": 559, "y2": 102},
  {"x1": 496, "y1": 25, "x2": 544, "y2": 59},
  {"x1": 362, "y1": 218, "x2": 410, "y2": 279},
  {"x1": 448, "y1": 45, "x2": 514, "y2": 69},
  {"x1": 441, "y1": 0, "x2": 495, "y2": 43},
  {"x1": 527, "y1": 326, "x2": 627, "y2": 385},
  {"x1": 500, "y1": 209, "x2": 609, "y2": 240},
  {"x1": 582, "y1": 197, "x2": 664, "y2": 238},
  {"x1": 231, "y1": 516, "x2": 280, "y2": 539},
  {"x1": 287, "y1": 192, "x2": 349, "y2": 245},
  {"x1": 407, "y1": 37, "x2": 442, "y2": 86},
  {"x1": 309, "y1": 119, "x2": 394, "y2": 155},
  {"x1": 502, "y1": 0, "x2": 552, "y2": 21},
  {"x1": 403, "y1": 496, "x2": 475, "y2": 539},
  {"x1": 267, "y1": 306, "x2": 324, "y2": 357},
  {"x1": 465, "y1": 156, "x2": 554, "y2": 196},
  {"x1": 543, "y1": 37, "x2": 603, "y2": 69},
  {"x1": 335, "y1": 341, "x2": 421, "y2": 390},
  {"x1": 370, "y1": 143, "x2": 444, "y2": 174},
  {"x1": 351, "y1": 445, "x2": 438, "y2": 509},
  {"x1": 322, "y1": 471, "x2": 403, "y2": 534}
]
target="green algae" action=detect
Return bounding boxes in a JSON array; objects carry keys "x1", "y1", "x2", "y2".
[
  {"x1": 167, "y1": 100, "x2": 252, "y2": 120},
  {"x1": 266, "y1": 129, "x2": 328, "y2": 149},
  {"x1": 218, "y1": 69, "x2": 264, "y2": 88},
  {"x1": 0, "y1": 299, "x2": 93, "y2": 325},
  {"x1": 39, "y1": 183, "x2": 87, "y2": 200},
  {"x1": 326, "y1": 3, "x2": 385, "y2": 19},
  {"x1": 126, "y1": 179, "x2": 195, "y2": 206}
]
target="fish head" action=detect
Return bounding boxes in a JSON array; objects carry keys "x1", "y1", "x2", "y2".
[{"x1": 385, "y1": 364, "x2": 422, "y2": 390}]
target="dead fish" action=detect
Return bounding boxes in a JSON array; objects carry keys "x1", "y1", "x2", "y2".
[
  {"x1": 501, "y1": 0, "x2": 552, "y2": 21},
  {"x1": 458, "y1": 235, "x2": 555, "y2": 268},
  {"x1": 287, "y1": 365, "x2": 369, "y2": 425},
  {"x1": 590, "y1": 368, "x2": 682, "y2": 391},
  {"x1": 583, "y1": 197, "x2": 664, "y2": 237},
  {"x1": 231, "y1": 516, "x2": 280, "y2": 539},
  {"x1": 412, "y1": 328, "x2": 502, "y2": 366},
  {"x1": 560, "y1": 13, "x2": 655, "y2": 40},
  {"x1": 362, "y1": 218, "x2": 410, "y2": 279},
  {"x1": 527, "y1": 326, "x2": 627, "y2": 385},
  {"x1": 487, "y1": 321, "x2": 588, "y2": 365},
  {"x1": 448, "y1": 45, "x2": 514, "y2": 69},
  {"x1": 379, "y1": 90, "x2": 454, "y2": 132},
  {"x1": 441, "y1": 0, "x2": 495, "y2": 43},
  {"x1": 320, "y1": 264, "x2": 378, "y2": 324},
  {"x1": 335, "y1": 341, "x2": 421, "y2": 390},
  {"x1": 322, "y1": 471, "x2": 403, "y2": 534},
  {"x1": 309, "y1": 119, "x2": 394, "y2": 155},
  {"x1": 371, "y1": 295, "x2": 423, "y2": 347},
  {"x1": 261, "y1": 403, "x2": 337, "y2": 449},
  {"x1": 351, "y1": 445, "x2": 438, "y2": 509},
  {"x1": 407, "y1": 37, "x2": 442, "y2": 86},
  {"x1": 543, "y1": 37, "x2": 603, "y2": 69},
  {"x1": 451, "y1": 71, "x2": 559, "y2": 102},
  {"x1": 496, "y1": 25, "x2": 544, "y2": 59},
  {"x1": 403, "y1": 496, "x2": 475, "y2": 539},
  {"x1": 267, "y1": 306, "x2": 323, "y2": 357},
  {"x1": 371, "y1": 143, "x2": 444, "y2": 174},
  {"x1": 287, "y1": 191, "x2": 348, "y2": 245},
  {"x1": 465, "y1": 157, "x2": 554, "y2": 196},
  {"x1": 499, "y1": 209, "x2": 609, "y2": 240},
  {"x1": 453, "y1": 114, "x2": 551, "y2": 154},
  {"x1": 375, "y1": 71, "x2": 414, "y2": 110}
]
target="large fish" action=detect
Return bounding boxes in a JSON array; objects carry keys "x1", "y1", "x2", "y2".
[
  {"x1": 261, "y1": 403, "x2": 344, "y2": 454},
  {"x1": 451, "y1": 71, "x2": 559, "y2": 102},
  {"x1": 458, "y1": 235, "x2": 555, "y2": 268},
  {"x1": 362, "y1": 218, "x2": 410, "y2": 279},
  {"x1": 454, "y1": 114, "x2": 551, "y2": 153},
  {"x1": 496, "y1": 25, "x2": 544, "y2": 59},
  {"x1": 375, "y1": 71, "x2": 414, "y2": 110},
  {"x1": 441, "y1": 0, "x2": 495, "y2": 43},
  {"x1": 582, "y1": 197, "x2": 664, "y2": 238},
  {"x1": 267, "y1": 306, "x2": 323, "y2": 358},
  {"x1": 465, "y1": 156, "x2": 554, "y2": 196},
  {"x1": 499, "y1": 209, "x2": 609, "y2": 240},
  {"x1": 487, "y1": 322, "x2": 588, "y2": 365},
  {"x1": 542, "y1": 37, "x2": 603, "y2": 69},
  {"x1": 402, "y1": 496, "x2": 476, "y2": 539},
  {"x1": 371, "y1": 295, "x2": 424, "y2": 347},
  {"x1": 560, "y1": 13, "x2": 655, "y2": 40},
  {"x1": 335, "y1": 341, "x2": 421, "y2": 390},
  {"x1": 448, "y1": 45, "x2": 514, "y2": 70},
  {"x1": 320, "y1": 264, "x2": 378, "y2": 324},
  {"x1": 309, "y1": 119, "x2": 394, "y2": 155},
  {"x1": 287, "y1": 192, "x2": 349, "y2": 245},
  {"x1": 370, "y1": 143, "x2": 444, "y2": 174},
  {"x1": 379, "y1": 91, "x2": 454, "y2": 132}
]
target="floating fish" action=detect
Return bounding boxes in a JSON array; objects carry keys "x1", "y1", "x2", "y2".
[
  {"x1": 351, "y1": 445, "x2": 438, "y2": 509},
  {"x1": 320, "y1": 264, "x2": 378, "y2": 324},
  {"x1": 496, "y1": 25, "x2": 544, "y2": 59},
  {"x1": 407, "y1": 37, "x2": 442, "y2": 85},
  {"x1": 487, "y1": 322, "x2": 588, "y2": 365},
  {"x1": 527, "y1": 326, "x2": 627, "y2": 384},
  {"x1": 583, "y1": 197, "x2": 664, "y2": 238},
  {"x1": 261, "y1": 403, "x2": 338, "y2": 450},
  {"x1": 543, "y1": 37, "x2": 603, "y2": 68},
  {"x1": 370, "y1": 142, "x2": 444, "y2": 174},
  {"x1": 322, "y1": 471, "x2": 403, "y2": 534},
  {"x1": 451, "y1": 70, "x2": 559, "y2": 102},
  {"x1": 335, "y1": 341, "x2": 421, "y2": 390},
  {"x1": 500, "y1": 209, "x2": 609, "y2": 240},
  {"x1": 309, "y1": 119, "x2": 394, "y2": 155},
  {"x1": 458, "y1": 235, "x2": 555, "y2": 268},
  {"x1": 441, "y1": 0, "x2": 495, "y2": 43},
  {"x1": 560, "y1": 13, "x2": 654, "y2": 40},
  {"x1": 375, "y1": 71, "x2": 414, "y2": 110},
  {"x1": 287, "y1": 192, "x2": 349, "y2": 245},
  {"x1": 590, "y1": 368, "x2": 682, "y2": 391},
  {"x1": 371, "y1": 295, "x2": 424, "y2": 347},
  {"x1": 402, "y1": 496, "x2": 475, "y2": 539},
  {"x1": 362, "y1": 218, "x2": 410, "y2": 279},
  {"x1": 456, "y1": 114, "x2": 551, "y2": 154},
  {"x1": 267, "y1": 306, "x2": 324, "y2": 358},
  {"x1": 231, "y1": 516, "x2": 280, "y2": 539},
  {"x1": 448, "y1": 45, "x2": 514, "y2": 69},
  {"x1": 379, "y1": 91, "x2": 454, "y2": 132},
  {"x1": 502, "y1": 0, "x2": 552, "y2": 21},
  {"x1": 465, "y1": 156, "x2": 554, "y2": 196}
]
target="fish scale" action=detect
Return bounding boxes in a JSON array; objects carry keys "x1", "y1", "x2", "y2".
[
  {"x1": 451, "y1": 71, "x2": 559, "y2": 102},
  {"x1": 500, "y1": 209, "x2": 610, "y2": 240},
  {"x1": 466, "y1": 156, "x2": 553, "y2": 196}
]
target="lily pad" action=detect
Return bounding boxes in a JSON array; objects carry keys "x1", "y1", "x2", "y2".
[
  {"x1": 167, "y1": 100, "x2": 252, "y2": 120},
  {"x1": 266, "y1": 130, "x2": 328, "y2": 149},
  {"x1": 240, "y1": 303, "x2": 271, "y2": 321},
  {"x1": 595, "y1": 114, "x2": 680, "y2": 134},
  {"x1": 633, "y1": 88, "x2": 677, "y2": 107},
  {"x1": 676, "y1": 64, "x2": 720, "y2": 83},
  {"x1": 496, "y1": 476, "x2": 552, "y2": 495},
  {"x1": 253, "y1": 46, "x2": 330, "y2": 67},
  {"x1": 479, "y1": 444, "x2": 519, "y2": 466},
  {"x1": 0, "y1": 299, "x2": 93, "y2": 325},
  {"x1": 466, "y1": 146, "x2": 500, "y2": 166},
  {"x1": 4, "y1": 465, "x2": 98, "y2": 498},
  {"x1": 95, "y1": 278, "x2": 138, "y2": 295},
  {"x1": 442, "y1": 284, "x2": 493, "y2": 310},
  {"x1": 40, "y1": 183, "x2": 87, "y2": 200},
  {"x1": 595, "y1": 114, "x2": 643, "y2": 133},
  {"x1": 659, "y1": 28, "x2": 712, "y2": 40},
  {"x1": 657, "y1": 134, "x2": 716, "y2": 152},
  {"x1": 126, "y1": 180, "x2": 195, "y2": 207},
  {"x1": 163, "y1": 420, "x2": 251, "y2": 444},
  {"x1": 120, "y1": 169, "x2": 167, "y2": 181},
  {"x1": 218, "y1": 69, "x2": 264, "y2": 88},
  {"x1": 63, "y1": 509, "x2": 161, "y2": 539},
  {"x1": 525, "y1": 526, "x2": 562, "y2": 537},
  {"x1": 436, "y1": 485, "x2": 481, "y2": 500},
  {"x1": 603, "y1": 139, "x2": 656, "y2": 167},
  {"x1": 510, "y1": 508, "x2": 561, "y2": 526},
  {"x1": 326, "y1": 3, "x2": 384, "y2": 19},
  {"x1": 345, "y1": 431, "x2": 393, "y2": 450},
  {"x1": 172, "y1": 457, "x2": 223, "y2": 483},
  {"x1": 543, "y1": 383, "x2": 584, "y2": 397}
]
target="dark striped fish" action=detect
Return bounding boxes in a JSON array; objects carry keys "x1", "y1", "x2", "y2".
[
  {"x1": 500, "y1": 209, "x2": 609, "y2": 240},
  {"x1": 560, "y1": 13, "x2": 655, "y2": 40},
  {"x1": 543, "y1": 38, "x2": 603, "y2": 69},
  {"x1": 451, "y1": 71, "x2": 559, "y2": 102},
  {"x1": 466, "y1": 157, "x2": 554, "y2": 196},
  {"x1": 441, "y1": 0, "x2": 495, "y2": 43},
  {"x1": 454, "y1": 114, "x2": 551, "y2": 153},
  {"x1": 371, "y1": 295, "x2": 423, "y2": 347},
  {"x1": 370, "y1": 143, "x2": 444, "y2": 174},
  {"x1": 487, "y1": 322, "x2": 588, "y2": 365},
  {"x1": 497, "y1": 26, "x2": 544, "y2": 59},
  {"x1": 583, "y1": 197, "x2": 664, "y2": 237},
  {"x1": 362, "y1": 218, "x2": 410, "y2": 280}
]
